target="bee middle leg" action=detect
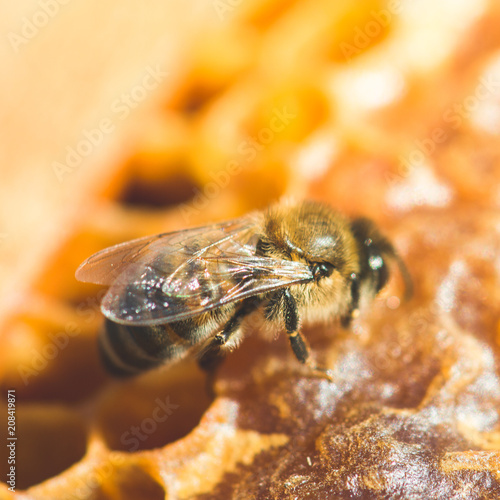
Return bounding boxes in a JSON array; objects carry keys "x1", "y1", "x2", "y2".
[
  {"x1": 198, "y1": 297, "x2": 262, "y2": 377},
  {"x1": 282, "y1": 289, "x2": 333, "y2": 382}
]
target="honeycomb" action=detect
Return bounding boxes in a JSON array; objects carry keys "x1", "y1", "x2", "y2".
[{"x1": 1, "y1": 1, "x2": 500, "y2": 498}]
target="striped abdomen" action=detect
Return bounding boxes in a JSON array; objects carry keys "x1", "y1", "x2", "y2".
[{"x1": 99, "y1": 305, "x2": 234, "y2": 377}]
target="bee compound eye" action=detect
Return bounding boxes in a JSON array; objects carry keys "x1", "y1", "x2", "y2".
[
  {"x1": 368, "y1": 254, "x2": 384, "y2": 271},
  {"x1": 368, "y1": 254, "x2": 389, "y2": 292}
]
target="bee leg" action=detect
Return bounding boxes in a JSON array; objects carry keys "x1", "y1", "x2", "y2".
[
  {"x1": 198, "y1": 297, "x2": 262, "y2": 394},
  {"x1": 340, "y1": 273, "x2": 361, "y2": 328},
  {"x1": 198, "y1": 340, "x2": 229, "y2": 399},
  {"x1": 282, "y1": 289, "x2": 333, "y2": 382}
]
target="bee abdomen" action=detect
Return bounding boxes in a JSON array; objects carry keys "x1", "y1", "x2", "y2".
[{"x1": 99, "y1": 318, "x2": 190, "y2": 377}]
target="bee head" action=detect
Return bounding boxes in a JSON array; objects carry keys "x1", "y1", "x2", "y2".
[
  {"x1": 258, "y1": 202, "x2": 412, "y2": 322},
  {"x1": 350, "y1": 218, "x2": 413, "y2": 303}
]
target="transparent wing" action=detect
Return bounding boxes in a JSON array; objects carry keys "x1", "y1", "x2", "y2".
[
  {"x1": 76, "y1": 216, "x2": 314, "y2": 326},
  {"x1": 75, "y1": 219, "x2": 248, "y2": 285}
]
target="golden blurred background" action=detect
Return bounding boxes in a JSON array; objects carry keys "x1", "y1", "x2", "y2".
[{"x1": 1, "y1": 0, "x2": 500, "y2": 498}]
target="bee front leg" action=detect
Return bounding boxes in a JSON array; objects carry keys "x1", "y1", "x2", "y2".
[
  {"x1": 282, "y1": 289, "x2": 333, "y2": 382},
  {"x1": 340, "y1": 273, "x2": 361, "y2": 328}
]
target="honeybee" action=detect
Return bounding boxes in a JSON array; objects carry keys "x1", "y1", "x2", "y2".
[{"x1": 76, "y1": 200, "x2": 412, "y2": 379}]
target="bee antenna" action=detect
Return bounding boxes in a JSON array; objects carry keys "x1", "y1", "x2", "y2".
[{"x1": 393, "y1": 252, "x2": 413, "y2": 302}]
